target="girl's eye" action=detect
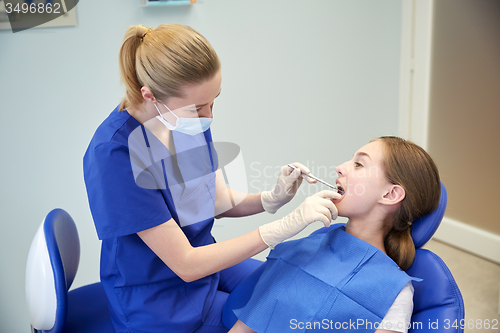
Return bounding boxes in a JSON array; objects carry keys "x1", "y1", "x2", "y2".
[{"x1": 354, "y1": 162, "x2": 363, "y2": 168}]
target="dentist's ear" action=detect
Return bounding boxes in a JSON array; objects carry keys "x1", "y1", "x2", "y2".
[
  {"x1": 381, "y1": 185, "x2": 405, "y2": 206},
  {"x1": 141, "y1": 86, "x2": 156, "y2": 103}
]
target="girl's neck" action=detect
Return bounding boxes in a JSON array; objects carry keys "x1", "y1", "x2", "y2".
[{"x1": 344, "y1": 218, "x2": 387, "y2": 254}]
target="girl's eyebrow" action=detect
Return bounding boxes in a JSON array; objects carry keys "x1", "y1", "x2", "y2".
[
  {"x1": 195, "y1": 90, "x2": 221, "y2": 108},
  {"x1": 353, "y1": 151, "x2": 371, "y2": 159}
]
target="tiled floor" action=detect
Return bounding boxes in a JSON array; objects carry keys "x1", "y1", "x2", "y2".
[{"x1": 424, "y1": 239, "x2": 500, "y2": 333}]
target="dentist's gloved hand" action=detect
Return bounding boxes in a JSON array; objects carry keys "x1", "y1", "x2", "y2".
[
  {"x1": 261, "y1": 162, "x2": 316, "y2": 214},
  {"x1": 259, "y1": 190, "x2": 341, "y2": 249}
]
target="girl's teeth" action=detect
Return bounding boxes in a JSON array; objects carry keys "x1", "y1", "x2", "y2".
[{"x1": 336, "y1": 184, "x2": 345, "y2": 196}]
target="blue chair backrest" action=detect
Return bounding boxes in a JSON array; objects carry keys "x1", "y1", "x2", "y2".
[
  {"x1": 411, "y1": 182, "x2": 448, "y2": 248},
  {"x1": 406, "y1": 185, "x2": 464, "y2": 332},
  {"x1": 26, "y1": 209, "x2": 80, "y2": 333},
  {"x1": 406, "y1": 248, "x2": 464, "y2": 332}
]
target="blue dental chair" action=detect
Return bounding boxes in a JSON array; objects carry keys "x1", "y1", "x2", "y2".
[
  {"x1": 223, "y1": 183, "x2": 465, "y2": 332},
  {"x1": 25, "y1": 209, "x2": 114, "y2": 333}
]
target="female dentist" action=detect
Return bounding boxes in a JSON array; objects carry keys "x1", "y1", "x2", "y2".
[{"x1": 83, "y1": 24, "x2": 340, "y2": 333}]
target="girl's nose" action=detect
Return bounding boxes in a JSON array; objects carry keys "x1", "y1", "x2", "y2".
[{"x1": 335, "y1": 162, "x2": 346, "y2": 177}]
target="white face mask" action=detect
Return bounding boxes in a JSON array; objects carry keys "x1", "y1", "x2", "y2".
[{"x1": 154, "y1": 102, "x2": 213, "y2": 136}]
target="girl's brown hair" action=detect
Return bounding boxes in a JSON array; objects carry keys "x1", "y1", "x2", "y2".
[
  {"x1": 375, "y1": 136, "x2": 441, "y2": 270},
  {"x1": 118, "y1": 24, "x2": 221, "y2": 111}
]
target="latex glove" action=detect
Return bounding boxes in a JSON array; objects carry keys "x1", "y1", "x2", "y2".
[
  {"x1": 261, "y1": 162, "x2": 316, "y2": 214},
  {"x1": 259, "y1": 190, "x2": 341, "y2": 249}
]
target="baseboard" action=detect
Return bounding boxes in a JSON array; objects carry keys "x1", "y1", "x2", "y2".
[{"x1": 432, "y1": 216, "x2": 500, "y2": 264}]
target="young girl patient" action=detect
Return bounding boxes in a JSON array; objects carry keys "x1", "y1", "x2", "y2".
[{"x1": 224, "y1": 136, "x2": 441, "y2": 333}]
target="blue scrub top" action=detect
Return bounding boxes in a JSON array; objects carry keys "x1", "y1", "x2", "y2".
[{"x1": 83, "y1": 105, "x2": 219, "y2": 333}]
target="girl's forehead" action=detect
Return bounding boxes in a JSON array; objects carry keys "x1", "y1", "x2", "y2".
[
  {"x1": 352, "y1": 141, "x2": 387, "y2": 168},
  {"x1": 355, "y1": 140, "x2": 383, "y2": 156}
]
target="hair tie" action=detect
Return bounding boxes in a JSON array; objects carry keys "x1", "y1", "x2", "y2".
[
  {"x1": 141, "y1": 29, "x2": 152, "y2": 41},
  {"x1": 407, "y1": 221, "x2": 413, "y2": 226}
]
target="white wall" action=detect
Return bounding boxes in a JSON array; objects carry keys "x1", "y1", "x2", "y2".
[{"x1": 0, "y1": 0, "x2": 402, "y2": 331}]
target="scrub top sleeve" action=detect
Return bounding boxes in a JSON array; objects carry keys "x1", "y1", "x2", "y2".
[{"x1": 85, "y1": 142, "x2": 172, "y2": 240}]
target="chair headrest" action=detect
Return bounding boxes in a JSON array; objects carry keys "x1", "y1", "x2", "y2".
[{"x1": 411, "y1": 182, "x2": 447, "y2": 248}]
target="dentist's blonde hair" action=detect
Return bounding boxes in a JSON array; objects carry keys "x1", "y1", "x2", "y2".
[{"x1": 118, "y1": 24, "x2": 221, "y2": 111}]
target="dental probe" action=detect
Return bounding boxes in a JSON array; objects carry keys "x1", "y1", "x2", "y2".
[{"x1": 287, "y1": 164, "x2": 345, "y2": 195}]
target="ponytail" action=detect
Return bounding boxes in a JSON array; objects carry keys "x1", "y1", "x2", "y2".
[
  {"x1": 384, "y1": 226, "x2": 415, "y2": 270},
  {"x1": 118, "y1": 25, "x2": 151, "y2": 111}
]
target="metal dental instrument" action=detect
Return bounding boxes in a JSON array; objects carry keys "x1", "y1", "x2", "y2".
[{"x1": 287, "y1": 164, "x2": 344, "y2": 195}]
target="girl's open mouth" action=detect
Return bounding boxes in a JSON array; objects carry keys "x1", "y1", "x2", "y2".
[{"x1": 336, "y1": 183, "x2": 345, "y2": 196}]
